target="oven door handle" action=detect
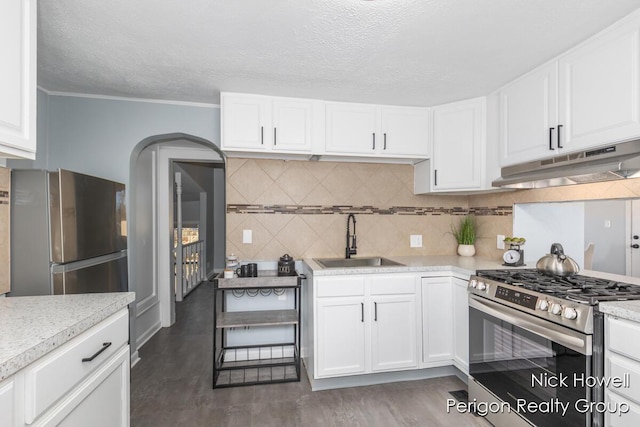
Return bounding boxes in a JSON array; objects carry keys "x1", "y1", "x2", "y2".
[{"x1": 469, "y1": 295, "x2": 592, "y2": 355}]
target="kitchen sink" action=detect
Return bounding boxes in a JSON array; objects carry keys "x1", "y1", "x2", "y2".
[{"x1": 313, "y1": 257, "x2": 405, "y2": 269}]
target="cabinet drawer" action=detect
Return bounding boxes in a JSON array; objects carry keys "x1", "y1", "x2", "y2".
[
  {"x1": 316, "y1": 277, "x2": 365, "y2": 297},
  {"x1": 607, "y1": 316, "x2": 640, "y2": 362},
  {"x1": 605, "y1": 389, "x2": 640, "y2": 427},
  {"x1": 24, "y1": 309, "x2": 129, "y2": 424},
  {"x1": 370, "y1": 275, "x2": 416, "y2": 295},
  {"x1": 607, "y1": 353, "x2": 640, "y2": 405}
]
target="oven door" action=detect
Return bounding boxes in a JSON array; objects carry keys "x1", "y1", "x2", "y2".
[{"x1": 469, "y1": 294, "x2": 593, "y2": 427}]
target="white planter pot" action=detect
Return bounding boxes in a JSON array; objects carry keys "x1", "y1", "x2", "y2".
[{"x1": 457, "y1": 244, "x2": 476, "y2": 257}]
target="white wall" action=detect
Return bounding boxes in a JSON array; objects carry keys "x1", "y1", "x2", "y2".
[
  {"x1": 584, "y1": 200, "x2": 627, "y2": 274},
  {"x1": 513, "y1": 202, "x2": 586, "y2": 267}
]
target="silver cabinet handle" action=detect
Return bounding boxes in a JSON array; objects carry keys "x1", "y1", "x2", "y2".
[
  {"x1": 374, "y1": 302, "x2": 378, "y2": 321},
  {"x1": 361, "y1": 302, "x2": 364, "y2": 322}
]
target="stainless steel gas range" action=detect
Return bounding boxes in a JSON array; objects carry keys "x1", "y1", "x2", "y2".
[{"x1": 467, "y1": 269, "x2": 640, "y2": 427}]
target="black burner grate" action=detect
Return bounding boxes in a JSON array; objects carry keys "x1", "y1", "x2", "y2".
[{"x1": 476, "y1": 269, "x2": 640, "y2": 304}]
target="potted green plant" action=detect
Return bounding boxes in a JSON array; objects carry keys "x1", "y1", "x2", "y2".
[{"x1": 451, "y1": 215, "x2": 477, "y2": 257}]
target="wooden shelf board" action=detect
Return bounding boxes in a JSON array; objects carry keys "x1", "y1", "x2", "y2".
[{"x1": 217, "y1": 309, "x2": 299, "y2": 328}]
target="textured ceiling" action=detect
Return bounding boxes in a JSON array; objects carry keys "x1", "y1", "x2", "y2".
[{"x1": 38, "y1": 0, "x2": 640, "y2": 106}]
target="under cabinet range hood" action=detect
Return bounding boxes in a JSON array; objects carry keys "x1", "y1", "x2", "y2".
[{"x1": 492, "y1": 139, "x2": 640, "y2": 189}]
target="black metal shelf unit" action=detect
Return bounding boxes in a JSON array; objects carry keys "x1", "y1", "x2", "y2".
[{"x1": 212, "y1": 271, "x2": 301, "y2": 388}]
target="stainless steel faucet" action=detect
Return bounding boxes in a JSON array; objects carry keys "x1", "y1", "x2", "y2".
[{"x1": 346, "y1": 214, "x2": 357, "y2": 259}]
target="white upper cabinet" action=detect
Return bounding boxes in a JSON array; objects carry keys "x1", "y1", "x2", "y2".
[
  {"x1": 222, "y1": 94, "x2": 430, "y2": 160},
  {"x1": 0, "y1": 0, "x2": 37, "y2": 160},
  {"x1": 558, "y1": 16, "x2": 640, "y2": 153},
  {"x1": 325, "y1": 102, "x2": 430, "y2": 158},
  {"x1": 430, "y1": 97, "x2": 486, "y2": 191},
  {"x1": 221, "y1": 93, "x2": 269, "y2": 150},
  {"x1": 325, "y1": 102, "x2": 379, "y2": 154},
  {"x1": 500, "y1": 62, "x2": 558, "y2": 166},
  {"x1": 272, "y1": 98, "x2": 314, "y2": 152},
  {"x1": 221, "y1": 92, "x2": 315, "y2": 154},
  {"x1": 499, "y1": 10, "x2": 640, "y2": 166},
  {"x1": 380, "y1": 106, "x2": 430, "y2": 157}
]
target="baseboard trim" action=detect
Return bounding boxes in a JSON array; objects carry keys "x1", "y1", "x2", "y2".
[
  {"x1": 302, "y1": 359, "x2": 467, "y2": 391},
  {"x1": 130, "y1": 350, "x2": 141, "y2": 368},
  {"x1": 136, "y1": 321, "x2": 162, "y2": 350}
]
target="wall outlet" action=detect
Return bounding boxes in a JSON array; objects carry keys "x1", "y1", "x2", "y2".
[
  {"x1": 242, "y1": 229, "x2": 252, "y2": 244},
  {"x1": 410, "y1": 234, "x2": 423, "y2": 248},
  {"x1": 497, "y1": 234, "x2": 506, "y2": 250}
]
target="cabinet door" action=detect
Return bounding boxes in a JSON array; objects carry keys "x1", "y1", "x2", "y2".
[
  {"x1": 221, "y1": 93, "x2": 270, "y2": 150},
  {"x1": 316, "y1": 297, "x2": 366, "y2": 377},
  {"x1": 500, "y1": 62, "x2": 558, "y2": 166},
  {"x1": 370, "y1": 294, "x2": 418, "y2": 371},
  {"x1": 0, "y1": 0, "x2": 36, "y2": 159},
  {"x1": 0, "y1": 377, "x2": 17, "y2": 427},
  {"x1": 325, "y1": 102, "x2": 378, "y2": 154},
  {"x1": 605, "y1": 389, "x2": 640, "y2": 427},
  {"x1": 271, "y1": 98, "x2": 313, "y2": 152},
  {"x1": 558, "y1": 18, "x2": 640, "y2": 152},
  {"x1": 380, "y1": 106, "x2": 430, "y2": 157},
  {"x1": 422, "y1": 277, "x2": 453, "y2": 363},
  {"x1": 452, "y1": 277, "x2": 469, "y2": 373},
  {"x1": 432, "y1": 97, "x2": 485, "y2": 191},
  {"x1": 35, "y1": 345, "x2": 129, "y2": 427}
]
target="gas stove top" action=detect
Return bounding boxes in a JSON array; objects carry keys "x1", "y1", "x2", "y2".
[{"x1": 476, "y1": 269, "x2": 640, "y2": 305}]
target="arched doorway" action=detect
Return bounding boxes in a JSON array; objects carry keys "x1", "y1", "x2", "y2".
[{"x1": 128, "y1": 133, "x2": 225, "y2": 364}]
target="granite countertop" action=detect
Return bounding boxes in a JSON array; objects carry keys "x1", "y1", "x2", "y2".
[
  {"x1": 0, "y1": 292, "x2": 135, "y2": 381},
  {"x1": 303, "y1": 255, "x2": 507, "y2": 276},
  {"x1": 599, "y1": 301, "x2": 640, "y2": 323}
]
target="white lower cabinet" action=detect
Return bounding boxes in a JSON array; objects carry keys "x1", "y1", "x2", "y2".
[
  {"x1": 316, "y1": 297, "x2": 366, "y2": 377},
  {"x1": 605, "y1": 315, "x2": 640, "y2": 426},
  {"x1": 421, "y1": 276, "x2": 469, "y2": 373},
  {"x1": 371, "y1": 294, "x2": 418, "y2": 372},
  {"x1": 313, "y1": 274, "x2": 419, "y2": 379},
  {"x1": 452, "y1": 277, "x2": 469, "y2": 373},
  {"x1": 311, "y1": 271, "x2": 468, "y2": 381},
  {"x1": 0, "y1": 309, "x2": 130, "y2": 427},
  {"x1": 422, "y1": 277, "x2": 453, "y2": 363}
]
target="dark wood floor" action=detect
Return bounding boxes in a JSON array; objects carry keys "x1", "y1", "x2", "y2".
[{"x1": 131, "y1": 282, "x2": 490, "y2": 426}]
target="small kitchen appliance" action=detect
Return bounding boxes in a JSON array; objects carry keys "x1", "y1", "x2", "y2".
[
  {"x1": 278, "y1": 254, "x2": 296, "y2": 276},
  {"x1": 467, "y1": 268, "x2": 640, "y2": 427},
  {"x1": 536, "y1": 242, "x2": 580, "y2": 277}
]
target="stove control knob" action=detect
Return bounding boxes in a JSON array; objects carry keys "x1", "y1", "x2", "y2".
[
  {"x1": 538, "y1": 300, "x2": 550, "y2": 311},
  {"x1": 550, "y1": 303, "x2": 563, "y2": 316},
  {"x1": 477, "y1": 281, "x2": 487, "y2": 291},
  {"x1": 469, "y1": 279, "x2": 478, "y2": 288},
  {"x1": 563, "y1": 307, "x2": 578, "y2": 320}
]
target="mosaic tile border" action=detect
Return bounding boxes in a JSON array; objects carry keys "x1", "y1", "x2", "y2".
[
  {"x1": 227, "y1": 204, "x2": 513, "y2": 216},
  {"x1": 0, "y1": 190, "x2": 8, "y2": 205}
]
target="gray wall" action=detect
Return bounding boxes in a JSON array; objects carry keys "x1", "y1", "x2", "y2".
[
  {"x1": 585, "y1": 200, "x2": 627, "y2": 274},
  {"x1": 43, "y1": 92, "x2": 220, "y2": 184}
]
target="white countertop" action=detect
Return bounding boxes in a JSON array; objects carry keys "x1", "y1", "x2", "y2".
[
  {"x1": 303, "y1": 255, "x2": 507, "y2": 276},
  {"x1": 599, "y1": 301, "x2": 640, "y2": 323},
  {"x1": 0, "y1": 292, "x2": 135, "y2": 381}
]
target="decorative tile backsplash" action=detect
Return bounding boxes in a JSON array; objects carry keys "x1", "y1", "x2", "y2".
[
  {"x1": 227, "y1": 203, "x2": 512, "y2": 216},
  {"x1": 0, "y1": 167, "x2": 10, "y2": 294},
  {"x1": 226, "y1": 157, "x2": 640, "y2": 263},
  {"x1": 225, "y1": 159, "x2": 507, "y2": 261}
]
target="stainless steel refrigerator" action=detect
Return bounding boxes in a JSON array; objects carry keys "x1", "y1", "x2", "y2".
[{"x1": 10, "y1": 169, "x2": 128, "y2": 296}]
